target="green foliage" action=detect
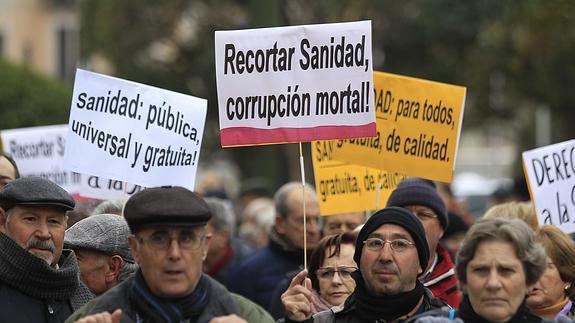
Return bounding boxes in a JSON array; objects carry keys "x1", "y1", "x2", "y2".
[
  {"x1": 78, "y1": 0, "x2": 575, "y2": 180},
  {"x1": 0, "y1": 59, "x2": 72, "y2": 130}
]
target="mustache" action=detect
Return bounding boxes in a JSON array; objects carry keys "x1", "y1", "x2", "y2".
[
  {"x1": 25, "y1": 238, "x2": 55, "y2": 253},
  {"x1": 372, "y1": 262, "x2": 399, "y2": 274}
]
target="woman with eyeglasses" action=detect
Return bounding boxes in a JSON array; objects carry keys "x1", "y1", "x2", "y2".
[{"x1": 306, "y1": 232, "x2": 358, "y2": 313}]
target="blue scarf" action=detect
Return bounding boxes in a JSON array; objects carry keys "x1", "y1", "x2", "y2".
[{"x1": 130, "y1": 270, "x2": 210, "y2": 323}]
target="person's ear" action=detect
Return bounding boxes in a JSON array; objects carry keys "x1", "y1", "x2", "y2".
[
  {"x1": 202, "y1": 235, "x2": 211, "y2": 261},
  {"x1": 105, "y1": 255, "x2": 124, "y2": 284},
  {"x1": 205, "y1": 232, "x2": 213, "y2": 250},
  {"x1": 128, "y1": 235, "x2": 140, "y2": 264},
  {"x1": 275, "y1": 214, "x2": 287, "y2": 235}
]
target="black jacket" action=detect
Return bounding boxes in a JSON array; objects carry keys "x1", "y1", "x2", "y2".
[{"x1": 284, "y1": 288, "x2": 446, "y2": 323}]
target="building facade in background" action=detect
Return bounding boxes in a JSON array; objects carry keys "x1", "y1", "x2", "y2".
[{"x1": 0, "y1": 0, "x2": 78, "y2": 80}]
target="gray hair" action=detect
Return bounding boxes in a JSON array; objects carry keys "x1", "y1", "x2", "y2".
[
  {"x1": 204, "y1": 197, "x2": 235, "y2": 234},
  {"x1": 456, "y1": 218, "x2": 546, "y2": 288},
  {"x1": 92, "y1": 199, "x2": 125, "y2": 216},
  {"x1": 273, "y1": 182, "x2": 316, "y2": 219}
]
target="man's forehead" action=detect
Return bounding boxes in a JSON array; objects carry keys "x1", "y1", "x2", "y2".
[
  {"x1": 139, "y1": 224, "x2": 204, "y2": 233},
  {"x1": 326, "y1": 212, "x2": 364, "y2": 223},
  {"x1": 11, "y1": 205, "x2": 67, "y2": 217},
  {"x1": 369, "y1": 223, "x2": 413, "y2": 239}
]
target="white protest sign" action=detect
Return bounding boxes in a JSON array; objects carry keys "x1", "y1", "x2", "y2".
[
  {"x1": 215, "y1": 20, "x2": 376, "y2": 147},
  {"x1": 0, "y1": 125, "x2": 82, "y2": 193},
  {"x1": 65, "y1": 69, "x2": 207, "y2": 190},
  {"x1": 1, "y1": 125, "x2": 147, "y2": 200},
  {"x1": 79, "y1": 175, "x2": 146, "y2": 200},
  {"x1": 522, "y1": 139, "x2": 575, "y2": 234}
]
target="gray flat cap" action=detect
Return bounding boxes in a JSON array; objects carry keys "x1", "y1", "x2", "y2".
[
  {"x1": 64, "y1": 213, "x2": 134, "y2": 263},
  {"x1": 124, "y1": 186, "x2": 211, "y2": 233},
  {"x1": 0, "y1": 176, "x2": 75, "y2": 211}
]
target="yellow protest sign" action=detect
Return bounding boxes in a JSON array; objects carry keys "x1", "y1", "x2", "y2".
[
  {"x1": 330, "y1": 71, "x2": 465, "y2": 182},
  {"x1": 312, "y1": 140, "x2": 406, "y2": 215}
]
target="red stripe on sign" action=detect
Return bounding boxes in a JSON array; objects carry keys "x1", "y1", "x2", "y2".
[{"x1": 220, "y1": 123, "x2": 377, "y2": 147}]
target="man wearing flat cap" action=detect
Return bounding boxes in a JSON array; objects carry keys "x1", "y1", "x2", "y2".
[
  {"x1": 282, "y1": 207, "x2": 447, "y2": 323},
  {"x1": 387, "y1": 177, "x2": 462, "y2": 308},
  {"x1": 64, "y1": 213, "x2": 138, "y2": 296},
  {"x1": 0, "y1": 176, "x2": 94, "y2": 322},
  {"x1": 71, "y1": 186, "x2": 246, "y2": 323}
]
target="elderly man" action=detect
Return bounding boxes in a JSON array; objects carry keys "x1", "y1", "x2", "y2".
[
  {"x1": 70, "y1": 186, "x2": 244, "y2": 322},
  {"x1": 228, "y1": 182, "x2": 321, "y2": 309},
  {"x1": 203, "y1": 197, "x2": 253, "y2": 284},
  {"x1": 0, "y1": 152, "x2": 19, "y2": 190},
  {"x1": 0, "y1": 177, "x2": 94, "y2": 322},
  {"x1": 64, "y1": 213, "x2": 138, "y2": 295},
  {"x1": 387, "y1": 177, "x2": 462, "y2": 307},
  {"x1": 281, "y1": 207, "x2": 446, "y2": 322},
  {"x1": 322, "y1": 211, "x2": 365, "y2": 236}
]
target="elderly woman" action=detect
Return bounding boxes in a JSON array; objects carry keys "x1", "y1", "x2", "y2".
[
  {"x1": 452, "y1": 218, "x2": 547, "y2": 322},
  {"x1": 306, "y1": 232, "x2": 357, "y2": 313},
  {"x1": 527, "y1": 225, "x2": 575, "y2": 319}
]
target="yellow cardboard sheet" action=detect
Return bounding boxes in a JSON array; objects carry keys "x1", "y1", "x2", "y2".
[
  {"x1": 312, "y1": 140, "x2": 406, "y2": 215},
  {"x1": 330, "y1": 71, "x2": 466, "y2": 182}
]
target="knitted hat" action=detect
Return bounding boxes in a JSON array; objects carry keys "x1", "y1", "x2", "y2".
[
  {"x1": 0, "y1": 176, "x2": 75, "y2": 211},
  {"x1": 442, "y1": 212, "x2": 468, "y2": 239},
  {"x1": 354, "y1": 207, "x2": 429, "y2": 273},
  {"x1": 386, "y1": 177, "x2": 448, "y2": 230},
  {"x1": 123, "y1": 186, "x2": 212, "y2": 233},
  {"x1": 64, "y1": 213, "x2": 134, "y2": 263}
]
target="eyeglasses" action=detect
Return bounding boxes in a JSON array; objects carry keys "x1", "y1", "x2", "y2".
[
  {"x1": 316, "y1": 266, "x2": 357, "y2": 280},
  {"x1": 407, "y1": 207, "x2": 438, "y2": 221},
  {"x1": 363, "y1": 237, "x2": 415, "y2": 252},
  {"x1": 137, "y1": 230, "x2": 205, "y2": 250}
]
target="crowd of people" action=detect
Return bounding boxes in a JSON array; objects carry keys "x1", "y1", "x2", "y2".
[{"x1": 0, "y1": 151, "x2": 574, "y2": 323}]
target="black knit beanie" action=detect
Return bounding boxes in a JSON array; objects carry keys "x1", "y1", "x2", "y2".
[
  {"x1": 386, "y1": 177, "x2": 448, "y2": 230},
  {"x1": 443, "y1": 212, "x2": 468, "y2": 239},
  {"x1": 354, "y1": 206, "x2": 429, "y2": 274}
]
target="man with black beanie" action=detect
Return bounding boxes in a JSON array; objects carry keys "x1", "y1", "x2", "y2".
[
  {"x1": 387, "y1": 177, "x2": 462, "y2": 308},
  {"x1": 281, "y1": 207, "x2": 447, "y2": 323}
]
